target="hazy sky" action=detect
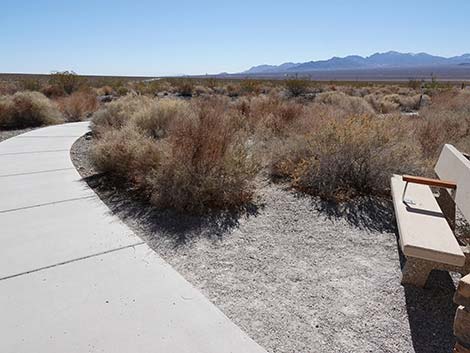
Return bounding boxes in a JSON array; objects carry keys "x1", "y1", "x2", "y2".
[{"x1": 1, "y1": 0, "x2": 469, "y2": 76}]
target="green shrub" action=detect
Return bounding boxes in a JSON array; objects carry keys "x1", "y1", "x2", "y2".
[
  {"x1": 284, "y1": 79, "x2": 310, "y2": 97},
  {"x1": 173, "y1": 79, "x2": 194, "y2": 97},
  {"x1": 20, "y1": 78, "x2": 42, "y2": 92},
  {"x1": 49, "y1": 71, "x2": 86, "y2": 95},
  {"x1": 240, "y1": 79, "x2": 259, "y2": 94}
]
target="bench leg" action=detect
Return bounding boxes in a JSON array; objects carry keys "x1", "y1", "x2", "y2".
[
  {"x1": 462, "y1": 246, "x2": 470, "y2": 276},
  {"x1": 401, "y1": 258, "x2": 434, "y2": 288},
  {"x1": 436, "y1": 189, "x2": 456, "y2": 231}
]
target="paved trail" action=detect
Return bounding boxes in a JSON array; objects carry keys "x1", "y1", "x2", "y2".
[{"x1": 0, "y1": 122, "x2": 266, "y2": 353}]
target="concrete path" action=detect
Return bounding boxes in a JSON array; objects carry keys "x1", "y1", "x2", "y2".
[{"x1": 0, "y1": 122, "x2": 267, "y2": 353}]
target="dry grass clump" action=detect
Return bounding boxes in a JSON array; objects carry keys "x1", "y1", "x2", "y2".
[
  {"x1": 271, "y1": 115, "x2": 422, "y2": 200},
  {"x1": 56, "y1": 91, "x2": 99, "y2": 122},
  {"x1": 91, "y1": 96, "x2": 259, "y2": 213},
  {"x1": 0, "y1": 91, "x2": 62, "y2": 129}
]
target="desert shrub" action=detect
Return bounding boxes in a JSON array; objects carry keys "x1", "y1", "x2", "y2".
[
  {"x1": 271, "y1": 115, "x2": 422, "y2": 200},
  {"x1": 173, "y1": 79, "x2": 194, "y2": 97},
  {"x1": 316, "y1": 91, "x2": 374, "y2": 115},
  {"x1": 42, "y1": 84, "x2": 67, "y2": 98},
  {"x1": 91, "y1": 94, "x2": 149, "y2": 135},
  {"x1": 240, "y1": 79, "x2": 260, "y2": 94},
  {"x1": 225, "y1": 84, "x2": 240, "y2": 97},
  {"x1": 132, "y1": 99, "x2": 191, "y2": 138},
  {"x1": 132, "y1": 80, "x2": 170, "y2": 96},
  {"x1": 258, "y1": 100, "x2": 304, "y2": 136},
  {"x1": 115, "y1": 86, "x2": 130, "y2": 96},
  {"x1": 284, "y1": 79, "x2": 310, "y2": 97},
  {"x1": 205, "y1": 78, "x2": 218, "y2": 90},
  {"x1": 0, "y1": 91, "x2": 62, "y2": 129},
  {"x1": 408, "y1": 79, "x2": 422, "y2": 90},
  {"x1": 91, "y1": 96, "x2": 259, "y2": 213},
  {"x1": 148, "y1": 100, "x2": 258, "y2": 212},
  {"x1": 20, "y1": 78, "x2": 42, "y2": 92},
  {"x1": 0, "y1": 81, "x2": 20, "y2": 95},
  {"x1": 88, "y1": 83, "x2": 469, "y2": 208},
  {"x1": 381, "y1": 94, "x2": 421, "y2": 112},
  {"x1": 48, "y1": 71, "x2": 86, "y2": 95},
  {"x1": 193, "y1": 85, "x2": 212, "y2": 96},
  {"x1": 56, "y1": 91, "x2": 99, "y2": 122},
  {"x1": 96, "y1": 86, "x2": 114, "y2": 96},
  {"x1": 416, "y1": 90, "x2": 470, "y2": 160},
  {"x1": 91, "y1": 125, "x2": 162, "y2": 184},
  {"x1": 237, "y1": 95, "x2": 306, "y2": 137}
]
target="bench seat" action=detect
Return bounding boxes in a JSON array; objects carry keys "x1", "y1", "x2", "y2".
[{"x1": 391, "y1": 174, "x2": 465, "y2": 267}]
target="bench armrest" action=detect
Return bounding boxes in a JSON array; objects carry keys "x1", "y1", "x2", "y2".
[{"x1": 402, "y1": 175, "x2": 457, "y2": 189}]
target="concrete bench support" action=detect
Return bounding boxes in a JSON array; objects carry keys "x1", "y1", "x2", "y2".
[
  {"x1": 391, "y1": 144, "x2": 470, "y2": 288},
  {"x1": 454, "y1": 274, "x2": 470, "y2": 352}
]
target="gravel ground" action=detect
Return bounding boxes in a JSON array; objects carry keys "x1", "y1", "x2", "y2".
[
  {"x1": 71, "y1": 135, "x2": 461, "y2": 353},
  {"x1": 0, "y1": 127, "x2": 35, "y2": 142}
]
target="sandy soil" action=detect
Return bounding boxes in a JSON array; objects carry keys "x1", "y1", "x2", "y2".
[{"x1": 71, "y1": 135, "x2": 461, "y2": 353}]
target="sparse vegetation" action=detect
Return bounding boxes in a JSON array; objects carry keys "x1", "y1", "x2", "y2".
[
  {"x1": 1, "y1": 73, "x2": 469, "y2": 211},
  {"x1": 83, "y1": 79, "x2": 470, "y2": 211}
]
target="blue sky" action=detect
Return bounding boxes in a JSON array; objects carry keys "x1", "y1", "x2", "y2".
[{"x1": 1, "y1": 0, "x2": 469, "y2": 76}]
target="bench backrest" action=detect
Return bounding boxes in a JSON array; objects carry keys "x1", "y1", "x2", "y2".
[{"x1": 435, "y1": 144, "x2": 470, "y2": 222}]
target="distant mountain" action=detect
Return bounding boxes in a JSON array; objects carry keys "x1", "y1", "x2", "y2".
[{"x1": 242, "y1": 51, "x2": 470, "y2": 74}]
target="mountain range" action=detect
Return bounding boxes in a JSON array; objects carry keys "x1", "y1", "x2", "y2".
[{"x1": 243, "y1": 51, "x2": 470, "y2": 74}]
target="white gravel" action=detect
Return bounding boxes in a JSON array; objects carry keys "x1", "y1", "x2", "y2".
[{"x1": 71, "y1": 136, "x2": 460, "y2": 353}]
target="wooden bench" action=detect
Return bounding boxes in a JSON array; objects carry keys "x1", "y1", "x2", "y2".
[{"x1": 391, "y1": 144, "x2": 470, "y2": 287}]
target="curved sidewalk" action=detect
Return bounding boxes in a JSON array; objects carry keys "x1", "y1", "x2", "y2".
[{"x1": 0, "y1": 122, "x2": 266, "y2": 353}]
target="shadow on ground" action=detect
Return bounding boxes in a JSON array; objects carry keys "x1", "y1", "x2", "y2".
[
  {"x1": 396, "y1": 241, "x2": 457, "y2": 353},
  {"x1": 84, "y1": 174, "x2": 262, "y2": 247},
  {"x1": 313, "y1": 191, "x2": 457, "y2": 352},
  {"x1": 310, "y1": 195, "x2": 395, "y2": 233}
]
